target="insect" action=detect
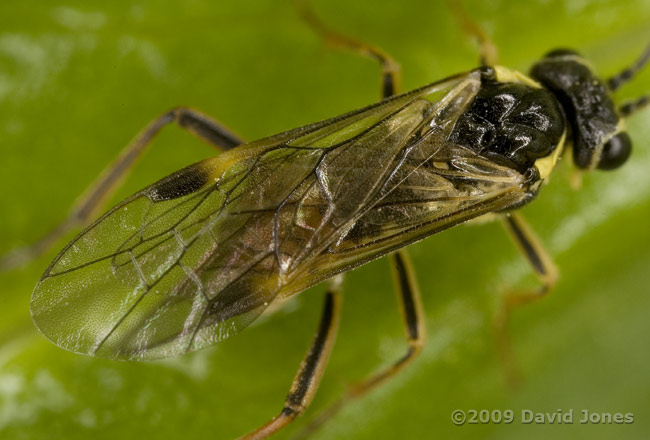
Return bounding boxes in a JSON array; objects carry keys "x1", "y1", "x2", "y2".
[{"x1": 2, "y1": 1, "x2": 649, "y2": 439}]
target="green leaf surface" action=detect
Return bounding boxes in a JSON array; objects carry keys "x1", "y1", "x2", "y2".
[{"x1": 1, "y1": 1, "x2": 650, "y2": 439}]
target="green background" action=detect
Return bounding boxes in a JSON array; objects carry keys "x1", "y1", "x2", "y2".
[{"x1": 1, "y1": 1, "x2": 650, "y2": 439}]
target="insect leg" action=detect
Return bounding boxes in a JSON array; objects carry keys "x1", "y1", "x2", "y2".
[
  {"x1": 496, "y1": 212, "x2": 558, "y2": 384},
  {"x1": 446, "y1": 0, "x2": 499, "y2": 66},
  {"x1": 240, "y1": 277, "x2": 343, "y2": 440},
  {"x1": 0, "y1": 107, "x2": 244, "y2": 271},
  {"x1": 294, "y1": 0, "x2": 401, "y2": 98},
  {"x1": 500, "y1": 212, "x2": 558, "y2": 304},
  {"x1": 292, "y1": 250, "x2": 425, "y2": 439}
]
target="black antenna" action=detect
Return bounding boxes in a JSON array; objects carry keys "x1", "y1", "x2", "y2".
[
  {"x1": 607, "y1": 41, "x2": 650, "y2": 91},
  {"x1": 620, "y1": 95, "x2": 650, "y2": 116}
]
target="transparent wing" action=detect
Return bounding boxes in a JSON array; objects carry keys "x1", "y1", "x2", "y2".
[
  {"x1": 32, "y1": 71, "x2": 495, "y2": 360},
  {"x1": 280, "y1": 143, "x2": 532, "y2": 298}
]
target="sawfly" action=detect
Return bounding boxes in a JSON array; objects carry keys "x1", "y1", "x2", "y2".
[{"x1": 2, "y1": 1, "x2": 649, "y2": 439}]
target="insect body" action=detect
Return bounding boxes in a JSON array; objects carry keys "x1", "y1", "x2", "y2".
[
  {"x1": 31, "y1": 67, "x2": 553, "y2": 358},
  {"x1": 30, "y1": 54, "x2": 637, "y2": 358},
  {"x1": 7, "y1": 4, "x2": 648, "y2": 439}
]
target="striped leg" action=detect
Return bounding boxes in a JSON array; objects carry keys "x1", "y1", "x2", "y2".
[
  {"x1": 295, "y1": 0, "x2": 401, "y2": 99},
  {"x1": 292, "y1": 250, "x2": 426, "y2": 439},
  {"x1": 0, "y1": 107, "x2": 243, "y2": 271},
  {"x1": 496, "y1": 212, "x2": 558, "y2": 385},
  {"x1": 447, "y1": 0, "x2": 499, "y2": 66},
  {"x1": 240, "y1": 277, "x2": 344, "y2": 440}
]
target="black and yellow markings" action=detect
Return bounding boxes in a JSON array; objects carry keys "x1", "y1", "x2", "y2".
[
  {"x1": 2, "y1": 1, "x2": 650, "y2": 439},
  {"x1": 242, "y1": 278, "x2": 343, "y2": 440}
]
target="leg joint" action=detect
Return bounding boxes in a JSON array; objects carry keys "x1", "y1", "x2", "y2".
[{"x1": 281, "y1": 405, "x2": 301, "y2": 419}]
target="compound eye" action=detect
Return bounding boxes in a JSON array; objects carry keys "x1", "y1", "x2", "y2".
[{"x1": 597, "y1": 132, "x2": 632, "y2": 170}]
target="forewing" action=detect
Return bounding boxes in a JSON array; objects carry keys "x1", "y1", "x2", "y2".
[
  {"x1": 31, "y1": 151, "x2": 322, "y2": 360},
  {"x1": 31, "y1": 72, "x2": 476, "y2": 360}
]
